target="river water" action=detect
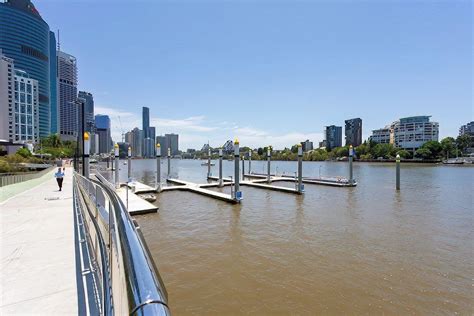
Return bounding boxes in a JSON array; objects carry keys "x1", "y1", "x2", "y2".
[{"x1": 114, "y1": 159, "x2": 473, "y2": 315}]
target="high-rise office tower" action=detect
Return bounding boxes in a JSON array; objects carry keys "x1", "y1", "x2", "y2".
[
  {"x1": 57, "y1": 51, "x2": 78, "y2": 141},
  {"x1": 345, "y1": 118, "x2": 362, "y2": 147},
  {"x1": 0, "y1": 50, "x2": 39, "y2": 143},
  {"x1": 78, "y1": 91, "x2": 94, "y2": 132},
  {"x1": 49, "y1": 31, "x2": 58, "y2": 134},
  {"x1": 325, "y1": 125, "x2": 342, "y2": 151},
  {"x1": 142, "y1": 106, "x2": 150, "y2": 138},
  {"x1": 165, "y1": 133, "x2": 179, "y2": 155},
  {"x1": 125, "y1": 127, "x2": 143, "y2": 157},
  {"x1": 0, "y1": 50, "x2": 14, "y2": 141},
  {"x1": 95, "y1": 114, "x2": 111, "y2": 154},
  {"x1": 156, "y1": 135, "x2": 167, "y2": 156},
  {"x1": 0, "y1": 0, "x2": 53, "y2": 138}
]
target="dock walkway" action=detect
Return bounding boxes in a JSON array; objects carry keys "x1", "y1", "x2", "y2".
[
  {"x1": 165, "y1": 178, "x2": 238, "y2": 203},
  {"x1": 0, "y1": 168, "x2": 77, "y2": 314}
]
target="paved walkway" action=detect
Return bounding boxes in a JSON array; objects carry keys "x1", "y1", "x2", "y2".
[{"x1": 0, "y1": 167, "x2": 77, "y2": 315}]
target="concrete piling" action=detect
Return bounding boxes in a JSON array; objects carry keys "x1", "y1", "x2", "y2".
[
  {"x1": 218, "y1": 148, "x2": 223, "y2": 187},
  {"x1": 83, "y1": 132, "x2": 90, "y2": 178},
  {"x1": 297, "y1": 144, "x2": 303, "y2": 193},
  {"x1": 396, "y1": 154, "x2": 400, "y2": 190},
  {"x1": 127, "y1": 146, "x2": 132, "y2": 180},
  {"x1": 207, "y1": 148, "x2": 211, "y2": 178},
  {"x1": 234, "y1": 139, "x2": 240, "y2": 200},
  {"x1": 349, "y1": 145, "x2": 354, "y2": 185},
  {"x1": 114, "y1": 143, "x2": 119, "y2": 189},
  {"x1": 267, "y1": 146, "x2": 272, "y2": 184},
  {"x1": 156, "y1": 143, "x2": 161, "y2": 191},
  {"x1": 248, "y1": 149, "x2": 252, "y2": 174},
  {"x1": 167, "y1": 147, "x2": 171, "y2": 178}
]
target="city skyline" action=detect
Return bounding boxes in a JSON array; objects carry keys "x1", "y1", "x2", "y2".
[{"x1": 34, "y1": 0, "x2": 471, "y2": 150}]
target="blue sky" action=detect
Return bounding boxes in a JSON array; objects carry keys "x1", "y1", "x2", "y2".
[{"x1": 36, "y1": 0, "x2": 472, "y2": 150}]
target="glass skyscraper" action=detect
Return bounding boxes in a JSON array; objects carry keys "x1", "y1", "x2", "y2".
[
  {"x1": 0, "y1": 0, "x2": 53, "y2": 138},
  {"x1": 78, "y1": 91, "x2": 94, "y2": 132},
  {"x1": 142, "y1": 106, "x2": 150, "y2": 138},
  {"x1": 49, "y1": 31, "x2": 58, "y2": 134}
]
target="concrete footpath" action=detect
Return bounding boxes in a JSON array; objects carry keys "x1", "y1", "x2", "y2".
[{"x1": 0, "y1": 167, "x2": 77, "y2": 315}]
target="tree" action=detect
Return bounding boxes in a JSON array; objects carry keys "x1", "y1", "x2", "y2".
[
  {"x1": 372, "y1": 143, "x2": 396, "y2": 159},
  {"x1": 420, "y1": 141, "x2": 442, "y2": 159},
  {"x1": 415, "y1": 148, "x2": 432, "y2": 160},
  {"x1": 41, "y1": 134, "x2": 62, "y2": 148},
  {"x1": 456, "y1": 134, "x2": 472, "y2": 154},
  {"x1": 440, "y1": 137, "x2": 456, "y2": 159},
  {"x1": 397, "y1": 149, "x2": 412, "y2": 159},
  {"x1": 257, "y1": 147, "x2": 263, "y2": 156},
  {"x1": 290, "y1": 145, "x2": 299, "y2": 154},
  {"x1": 16, "y1": 147, "x2": 32, "y2": 158}
]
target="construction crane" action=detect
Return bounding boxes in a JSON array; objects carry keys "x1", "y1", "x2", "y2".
[{"x1": 117, "y1": 115, "x2": 125, "y2": 142}]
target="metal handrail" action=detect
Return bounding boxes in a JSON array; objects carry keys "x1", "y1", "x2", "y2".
[{"x1": 73, "y1": 172, "x2": 170, "y2": 315}]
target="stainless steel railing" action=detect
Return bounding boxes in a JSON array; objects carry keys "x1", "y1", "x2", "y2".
[{"x1": 73, "y1": 172, "x2": 170, "y2": 315}]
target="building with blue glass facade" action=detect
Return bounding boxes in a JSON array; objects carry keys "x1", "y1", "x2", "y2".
[
  {"x1": 0, "y1": 0, "x2": 53, "y2": 138},
  {"x1": 49, "y1": 31, "x2": 58, "y2": 134},
  {"x1": 95, "y1": 114, "x2": 111, "y2": 154}
]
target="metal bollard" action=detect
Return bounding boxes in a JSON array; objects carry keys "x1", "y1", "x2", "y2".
[
  {"x1": 156, "y1": 143, "x2": 161, "y2": 191},
  {"x1": 114, "y1": 143, "x2": 119, "y2": 189},
  {"x1": 267, "y1": 146, "x2": 272, "y2": 184},
  {"x1": 396, "y1": 154, "x2": 400, "y2": 190},
  {"x1": 349, "y1": 145, "x2": 354, "y2": 185},
  {"x1": 207, "y1": 148, "x2": 211, "y2": 178},
  {"x1": 167, "y1": 147, "x2": 171, "y2": 178},
  {"x1": 234, "y1": 139, "x2": 241, "y2": 200},
  {"x1": 248, "y1": 149, "x2": 252, "y2": 174},
  {"x1": 127, "y1": 146, "x2": 132, "y2": 180},
  {"x1": 297, "y1": 144, "x2": 303, "y2": 193},
  {"x1": 219, "y1": 148, "x2": 223, "y2": 187}
]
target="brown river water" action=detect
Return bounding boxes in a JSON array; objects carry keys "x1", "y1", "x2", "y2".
[{"x1": 112, "y1": 159, "x2": 473, "y2": 315}]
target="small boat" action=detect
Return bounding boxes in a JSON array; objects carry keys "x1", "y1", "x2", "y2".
[
  {"x1": 141, "y1": 194, "x2": 156, "y2": 202},
  {"x1": 442, "y1": 158, "x2": 464, "y2": 165},
  {"x1": 123, "y1": 161, "x2": 127, "y2": 165},
  {"x1": 89, "y1": 158, "x2": 98, "y2": 164},
  {"x1": 201, "y1": 162, "x2": 215, "y2": 166}
]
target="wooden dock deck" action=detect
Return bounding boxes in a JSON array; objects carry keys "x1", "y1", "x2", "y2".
[
  {"x1": 165, "y1": 178, "x2": 238, "y2": 204},
  {"x1": 126, "y1": 181, "x2": 156, "y2": 193},
  {"x1": 244, "y1": 173, "x2": 357, "y2": 187},
  {"x1": 116, "y1": 186, "x2": 158, "y2": 215},
  {"x1": 94, "y1": 173, "x2": 158, "y2": 215}
]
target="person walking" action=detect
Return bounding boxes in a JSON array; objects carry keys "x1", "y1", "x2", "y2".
[{"x1": 54, "y1": 167, "x2": 65, "y2": 191}]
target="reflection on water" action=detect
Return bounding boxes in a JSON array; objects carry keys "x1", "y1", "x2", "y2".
[{"x1": 117, "y1": 159, "x2": 473, "y2": 315}]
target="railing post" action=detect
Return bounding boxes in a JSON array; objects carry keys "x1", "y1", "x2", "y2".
[
  {"x1": 156, "y1": 143, "x2": 161, "y2": 191},
  {"x1": 84, "y1": 132, "x2": 90, "y2": 178},
  {"x1": 114, "y1": 143, "x2": 120, "y2": 189}
]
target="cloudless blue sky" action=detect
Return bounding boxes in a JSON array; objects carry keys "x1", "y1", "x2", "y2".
[{"x1": 36, "y1": 0, "x2": 472, "y2": 149}]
